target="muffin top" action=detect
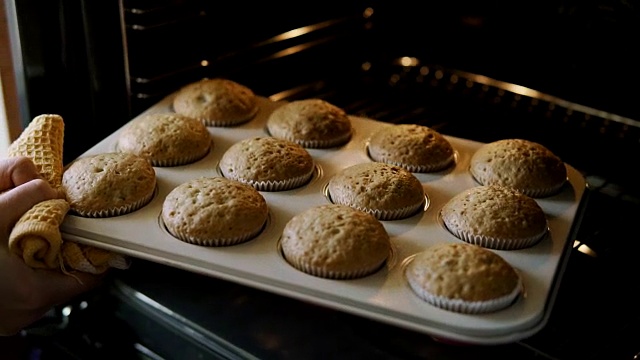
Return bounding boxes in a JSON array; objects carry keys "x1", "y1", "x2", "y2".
[
  {"x1": 62, "y1": 152, "x2": 156, "y2": 217},
  {"x1": 406, "y1": 242, "x2": 521, "y2": 303},
  {"x1": 368, "y1": 124, "x2": 455, "y2": 172},
  {"x1": 266, "y1": 98, "x2": 353, "y2": 148},
  {"x1": 280, "y1": 204, "x2": 391, "y2": 278},
  {"x1": 117, "y1": 112, "x2": 211, "y2": 166},
  {"x1": 469, "y1": 139, "x2": 567, "y2": 197},
  {"x1": 162, "y1": 177, "x2": 268, "y2": 245},
  {"x1": 327, "y1": 162, "x2": 425, "y2": 220},
  {"x1": 440, "y1": 185, "x2": 548, "y2": 248},
  {"x1": 219, "y1": 136, "x2": 315, "y2": 191},
  {"x1": 172, "y1": 78, "x2": 258, "y2": 126}
]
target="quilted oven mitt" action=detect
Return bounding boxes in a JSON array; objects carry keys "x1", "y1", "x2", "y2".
[{"x1": 7, "y1": 114, "x2": 129, "y2": 274}]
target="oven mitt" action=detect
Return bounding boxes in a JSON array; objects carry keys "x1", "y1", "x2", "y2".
[{"x1": 7, "y1": 114, "x2": 130, "y2": 274}]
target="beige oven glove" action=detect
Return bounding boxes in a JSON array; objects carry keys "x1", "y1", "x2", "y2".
[{"x1": 7, "y1": 114, "x2": 130, "y2": 274}]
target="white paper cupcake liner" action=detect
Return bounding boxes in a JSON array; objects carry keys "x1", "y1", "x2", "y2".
[
  {"x1": 284, "y1": 256, "x2": 385, "y2": 280},
  {"x1": 329, "y1": 195, "x2": 425, "y2": 221},
  {"x1": 199, "y1": 106, "x2": 259, "y2": 127},
  {"x1": 407, "y1": 276, "x2": 523, "y2": 314},
  {"x1": 471, "y1": 172, "x2": 568, "y2": 199},
  {"x1": 358, "y1": 201, "x2": 424, "y2": 221},
  {"x1": 518, "y1": 179, "x2": 568, "y2": 198},
  {"x1": 373, "y1": 155, "x2": 455, "y2": 173},
  {"x1": 289, "y1": 131, "x2": 353, "y2": 149},
  {"x1": 225, "y1": 167, "x2": 315, "y2": 192},
  {"x1": 167, "y1": 221, "x2": 265, "y2": 247},
  {"x1": 445, "y1": 225, "x2": 548, "y2": 250},
  {"x1": 150, "y1": 147, "x2": 211, "y2": 167},
  {"x1": 72, "y1": 187, "x2": 156, "y2": 218}
]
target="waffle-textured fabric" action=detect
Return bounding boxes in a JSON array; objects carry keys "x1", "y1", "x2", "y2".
[
  {"x1": 7, "y1": 114, "x2": 129, "y2": 274},
  {"x1": 8, "y1": 114, "x2": 65, "y2": 194},
  {"x1": 9, "y1": 199, "x2": 68, "y2": 269}
]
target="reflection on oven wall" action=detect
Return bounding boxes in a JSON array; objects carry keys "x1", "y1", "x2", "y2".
[{"x1": 6, "y1": 0, "x2": 640, "y2": 164}]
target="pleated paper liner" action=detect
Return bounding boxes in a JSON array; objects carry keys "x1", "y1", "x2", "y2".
[
  {"x1": 159, "y1": 210, "x2": 270, "y2": 247},
  {"x1": 275, "y1": 130, "x2": 353, "y2": 149},
  {"x1": 325, "y1": 186, "x2": 429, "y2": 221},
  {"x1": 276, "y1": 236, "x2": 398, "y2": 280},
  {"x1": 367, "y1": 148, "x2": 457, "y2": 173},
  {"x1": 69, "y1": 185, "x2": 156, "y2": 218},
  {"x1": 406, "y1": 274, "x2": 524, "y2": 314},
  {"x1": 220, "y1": 164, "x2": 316, "y2": 192},
  {"x1": 198, "y1": 106, "x2": 259, "y2": 127}
]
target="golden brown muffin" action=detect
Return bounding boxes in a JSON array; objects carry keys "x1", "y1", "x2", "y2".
[
  {"x1": 440, "y1": 185, "x2": 548, "y2": 250},
  {"x1": 327, "y1": 162, "x2": 425, "y2": 220},
  {"x1": 162, "y1": 177, "x2": 269, "y2": 246},
  {"x1": 62, "y1": 152, "x2": 156, "y2": 217},
  {"x1": 172, "y1": 78, "x2": 258, "y2": 126},
  {"x1": 405, "y1": 242, "x2": 522, "y2": 314},
  {"x1": 219, "y1": 136, "x2": 315, "y2": 191},
  {"x1": 117, "y1": 112, "x2": 212, "y2": 166},
  {"x1": 469, "y1": 139, "x2": 567, "y2": 197},
  {"x1": 266, "y1": 98, "x2": 353, "y2": 148},
  {"x1": 368, "y1": 123, "x2": 455, "y2": 172},
  {"x1": 280, "y1": 204, "x2": 391, "y2": 279}
]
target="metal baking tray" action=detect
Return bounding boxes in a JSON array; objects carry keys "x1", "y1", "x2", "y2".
[{"x1": 60, "y1": 94, "x2": 588, "y2": 345}]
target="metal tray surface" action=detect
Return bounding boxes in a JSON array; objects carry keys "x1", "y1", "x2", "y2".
[{"x1": 60, "y1": 95, "x2": 587, "y2": 345}]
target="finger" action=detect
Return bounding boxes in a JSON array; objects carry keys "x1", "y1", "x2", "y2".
[
  {"x1": 0, "y1": 179, "x2": 59, "y2": 238},
  {"x1": 0, "y1": 157, "x2": 42, "y2": 191}
]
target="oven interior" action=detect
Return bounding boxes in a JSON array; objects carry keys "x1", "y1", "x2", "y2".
[{"x1": 9, "y1": 1, "x2": 640, "y2": 359}]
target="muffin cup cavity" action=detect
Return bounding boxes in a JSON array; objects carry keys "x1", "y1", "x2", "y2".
[
  {"x1": 438, "y1": 203, "x2": 550, "y2": 251},
  {"x1": 150, "y1": 147, "x2": 211, "y2": 167},
  {"x1": 293, "y1": 131, "x2": 353, "y2": 149},
  {"x1": 406, "y1": 275, "x2": 523, "y2": 314},
  {"x1": 443, "y1": 223, "x2": 548, "y2": 250},
  {"x1": 470, "y1": 171, "x2": 568, "y2": 199},
  {"x1": 71, "y1": 184, "x2": 156, "y2": 218},
  {"x1": 168, "y1": 227, "x2": 262, "y2": 247},
  {"x1": 518, "y1": 180, "x2": 568, "y2": 198},
  {"x1": 225, "y1": 166, "x2": 315, "y2": 192},
  {"x1": 327, "y1": 189, "x2": 426, "y2": 221},
  {"x1": 289, "y1": 259, "x2": 386, "y2": 279},
  {"x1": 160, "y1": 211, "x2": 269, "y2": 247},
  {"x1": 199, "y1": 106, "x2": 259, "y2": 127},
  {"x1": 370, "y1": 153, "x2": 456, "y2": 173},
  {"x1": 357, "y1": 200, "x2": 425, "y2": 221}
]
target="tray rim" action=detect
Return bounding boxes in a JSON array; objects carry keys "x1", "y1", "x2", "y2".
[{"x1": 59, "y1": 94, "x2": 589, "y2": 345}]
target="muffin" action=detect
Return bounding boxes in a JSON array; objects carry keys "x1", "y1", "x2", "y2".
[
  {"x1": 117, "y1": 112, "x2": 212, "y2": 166},
  {"x1": 327, "y1": 162, "x2": 425, "y2": 220},
  {"x1": 469, "y1": 138, "x2": 567, "y2": 197},
  {"x1": 405, "y1": 242, "x2": 522, "y2": 314},
  {"x1": 266, "y1": 98, "x2": 353, "y2": 148},
  {"x1": 368, "y1": 124, "x2": 455, "y2": 173},
  {"x1": 172, "y1": 78, "x2": 258, "y2": 127},
  {"x1": 62, "y1": 152, "x2": 157, "y2": 217},
  {"x1": 162, "y1": 177, "x2": 269, "y2": 246},
  {"x1": 219, "y1": 136, "x2": 315, "y2": 191},
  {"x1": 280, "y1": 204, "x2": 391, "y2": 279},
  {"x1": 440, "y1": 185, "x2": 548, "y2": 250}
]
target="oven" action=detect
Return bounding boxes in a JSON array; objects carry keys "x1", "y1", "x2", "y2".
[{"x1": 4, "y1": 1, "x2": 640, "y2": 359}]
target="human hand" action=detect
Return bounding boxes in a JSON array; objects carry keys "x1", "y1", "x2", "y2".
[{"x1": 0, "y1": 156, "x2": 103, "y2": 336}]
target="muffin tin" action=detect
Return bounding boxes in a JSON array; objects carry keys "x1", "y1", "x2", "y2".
[{"x1": 60, "y1": 95, "x2": 588, "y2": 345}]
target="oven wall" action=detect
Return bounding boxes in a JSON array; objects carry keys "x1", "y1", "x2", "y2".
[
  {"x1": 10, "y1": 0, "x2": 129, "y2": 163},
  {"x1": 9, "y1": 0, "x2": 640, "y2": 163}
]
